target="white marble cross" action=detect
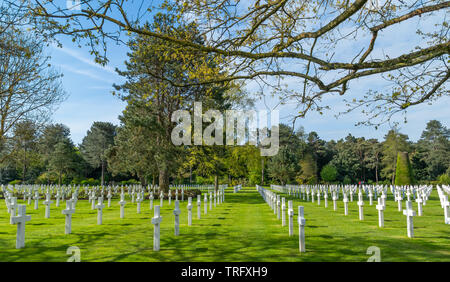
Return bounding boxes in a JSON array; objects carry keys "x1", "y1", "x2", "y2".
[
  {"x1": 332, "y1": 191, "x2": 337, "y2": 211},
  {"x1": 149, "y1": 192, "x2": 154, "y2": 210},
  {"x1": 396, "y1": 191, "x2": 402, "y2": 212},
  {"x1": 403, "y1": 201, "x2": 416, "y2": 238},
  {"x1": 276, "y1": 195, "x2": 281, "y2": 220},
  {"x1": 33, "y1": 191, "x2": 40, "y2": 210},
  {"x1": 311, "y1": 190, "x2": 315, "y2": 203},
  {"x1": 107, "y1": 190, "x2": 112, "y2": 208},
  {"x1": 187, "y1": 197, "x2": 193, "y2": 226},
  {"x1": 197, "y1": 195, "x2": 201, "y2": 219},
  {"x1": 9, "y1": 197, "x2": 18, "y2": 224},
  {"x1": 119, "y1": 193, "x2": 126, "y2": 219},
  {"x1": 343, "y1": 194, "x2": 349, "y2": 216},
  {"x1": 443, "y1": 196, "x2": 449, "y2": 224},
  {"x1": 204, "y1": 194, "x2": 207, "y2": 215},
  {"x1": 288, "y1": 200, "x2": 294, "y2": 236},
  {"x1": 173, "y1": 200, "x2": 181, "y2": 236},
  {"x1": 96, "y1": 197, "x2": 105, "y2": 225},
  {"x1": 43, "y1": 194, "x2": 53, "y2": 219},
  {"x1": 55, "y1": 192, "x2": 60, "y2": 207},
  {"x1": 10, "y1": 204, "x2": 31, "y2": 249},
  {"x1": 136, "y1": 193, "x2": 142, "y2": 214},
  {"x1": 62, "y1": 199, "x2": 75, "y2": 234},
  {"x1": 381, "y1": 190, "x2": 387, "y2": 208},
  {"x1": 357, "y1": 192, "x2": 364, "y2": 220},
  {"x1": 209, "y1": 192, "x2": 212, "y2": 210},
  {"x1": 324, "y1": 192, "x2": 328, "y2": 208},
  {"x1": 368, "y1": 189, "x2": 373, "y2": 206},
  {"x1": 151, "y1": 206, "x2": 163, "y2": 251},
  {"x1": 298, "y1": 206, "x2": 306, "y2": 253},
  {"x1": 168, "y1": 190, "x2": 172, "y2": 206},
  {"x1": 181, "y1": 189, "x2": 184, "y2": 201},
  {"x1": 91, "y1": 192, "x2": 96, "y2": 210},
  {"x1": 214, "y1": 190, "x2": 217, "y2": 207},
  {"x1": 317, "y1": 191, "x2": 321, "y2": 206},
  {"x1": 376, "y1": 197, "x2": 384, "y2": 228},
  {"x1": 416, "y1": 195, "x2": 423, "y2": 216},
  {"x1": 281, "y1": 197, "x2": 286, "y2": 226},
  {"x1": 160, "y1": 191, "x2": 164, "y2": 207}
]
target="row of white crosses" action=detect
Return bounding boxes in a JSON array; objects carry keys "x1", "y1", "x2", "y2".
[
  {"x1": 3, "y1": 183, "x2": 228, "y2": 249},
  {"x1": 233, "y1": 184, "x2": 242, "y2": 193},
  {"x1": 267, "y1": 183, "x2": 446, "y2": 239},
  {"x1": 257, "y1": 185, "x2": 306, "y2": 252},
  {"x1": 436, "y1": 185, "x2": 450, "y2": 224}
]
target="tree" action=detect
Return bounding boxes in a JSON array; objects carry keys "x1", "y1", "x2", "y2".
[
  {"x1": 48, "y1": 140, "x2": 76, "y2": 186},
  {"x1": 320, "y1": 164, "x2": 338, "y2": 184},
  {"x1": 412, "y1": 120, "x2": 450, "y2": 181},
  {"x1": 394, "y1": 151, "x2": 415, "y2": 185},
  {"x1": 0, "y1": 26, "x2": 66, "y2": 161},
  {"x1": 381, "y1": 129, "x2": 410, "y2": 184},
  {"x1": 80, "y1": 122, "x2": 116, "y2": 186},
  {"x1": 32, "y1": 0, "x2": 449, "y2": 125},
  {"x1": 329, "y1": 134, "x2": 361, "y2": 183}
]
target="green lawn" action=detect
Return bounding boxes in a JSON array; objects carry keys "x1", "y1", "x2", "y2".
[{"x1": 0, "y1": 187, "x2": 449, "y2": 262}]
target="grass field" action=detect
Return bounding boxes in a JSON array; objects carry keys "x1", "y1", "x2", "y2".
[{"x1": 0, "y1": 187, "x2": 449, "y2": 262}]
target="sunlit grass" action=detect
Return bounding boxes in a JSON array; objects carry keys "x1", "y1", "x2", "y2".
[{"x1": 0, "y1": 187, "x2": 448, "y2": 262}]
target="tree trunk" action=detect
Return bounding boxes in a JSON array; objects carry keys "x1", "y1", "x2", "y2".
[
  {"x1": 159, "y1": 167, "x2": 169, "y2": 193},
  {"x1": 58, "y1": 172, "x2": 62, "y2": 186}
]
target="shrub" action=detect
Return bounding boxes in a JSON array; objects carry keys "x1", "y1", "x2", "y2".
[
  {"x1": 395, "y1": 151, "x2": 415, "y2": 185},
  {"x1": 320, "y1": 164, "x2": 338, "y2": 183}
]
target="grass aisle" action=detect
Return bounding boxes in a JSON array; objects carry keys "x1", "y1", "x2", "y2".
[{"x1": 0, "y1": 187, "x2": 449, "y2": 261}]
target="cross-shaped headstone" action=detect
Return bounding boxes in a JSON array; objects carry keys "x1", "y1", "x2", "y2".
[
  {"x1": 9, "y1": 197, "x2": 18, "y2": 224},
  {"x1": 443, "y1": 196, "x2": 449, "y2": 225},
  {"x1": 10, "y1": 205, "x2": 31, "y2": 249},
  {"x1": 204, "y1": 194, "x2": 207, "y2": 215},
  {"x1": 149, "y1": 192, "x2": 154, "y2": 210},
  {"x1": 332, "y1": 191, "x2": 337, "y2": 211},
  {"x1": 403, "y1": 201, "x2": 416, "y2": 238},
  {"x1": 288, "y1": 200, "x2": 294, "y2": 236},
  {"x1": 187, "y1": 197, "x2": 193, "y2": 226},
  {"x1": 209, "y1": 192, "x2": 212, "y2": 210},
  {"x1": 343, "y1": 194, "x2": 349, "y2": 216},
  {"x1": 96, "y1": 197, "x2": 105, "y2": 225},
  {"x1": 281, "y1": 197, "x2": 286, "y2": 226},
  {"x1": 107, "y1": 190, "x2": 112, "y2": 208},
  {"x1": 376, "y1": 197, "x2": 384, "y2": 228},
  {"x1": 396, "y1": 191, "x2": 403, "y2": 211},
  {"x1": 173, "y1": 200, "x2": 181, "y2": 236},
  {"x1": 324, "y1": 191, "x2": 328, "y2": 208},
  {"x1": 415, "y1": 195, "x2": 423, "y2": 216},
  {"x1": 43, "y1": 194, "x2": 53, "y2": 219},
  {"x1": 151, "y1": 206, "x2": 163, "y2": 251},
  {"x1": 160, "y1": 191, "x2": 164, "y2": 207},
  {"x1": 317, "y1": 190, "x2": 321, "y2": 206},
  {"x1": 62, "y1": 199, "x2": 75, "y2": 234},
  {"x1": 119, "y1": 193, "x2": 126, "y2": 219},
  {"x1": 357, "y1": 192, "x2": 364, "y2": 220},
  {"x1": 33, "y1": 191, "x2": 40, "y2": 210},
  {"x1": 298, "y1": 206, "x2": 306, "y2": 253}
]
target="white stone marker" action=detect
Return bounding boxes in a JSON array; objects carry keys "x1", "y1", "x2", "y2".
[
  {"x1": 33, "y1": 191, "x2": 40, "y2": 210},
  {"x1": 214, "y1": 190, "x2": 217, "y2": 207},
  {"x1": 276, "y1": 195, "x2": 281, "y2": 220},
  {"x1": 168, "y1": 190, "x2": 172, "y2": 206},
  {"x1": 160, "y1": 191, "x2": 164, "y2": 207},
  {"x1": 204, "y1": 194, "x2": 207, "y2": 215},
  {"x1": 332, "y1": 191, "x2": 337, "y2": 211},
  {"x1": 149, "y1": 193, "x2": 154, "y2": 210},
  {"x1": 197, "y1": 195, "x2": 201, "y2": 219},
  {"x1": 10, "y1": 205, "x2": 31, "y2": 249},
  {"x1": 181, "y1": 189, "x2": 184, "y2": 201},
  {"x1": 56, "y1": 192, "x2": 60, "y2": 207},
  {"x1": 376, "y1": 197, "x2": 384, "y2": 228},
  {"x1": 311, "y1": 190, "x2": 315, "y2": 203},
  {"x1": 357, "y1": 192, "x2": 364, "y2": 220},
  {"x1": 288, "y1": 200, "x2": 294, "y2": 236},
  {"x1": 298, "y1": 206, "x2": 306, "y2": 253},
  {"x1": 368, "y1": 189, "x2": 373, "y2": 206},
  {"x1": 27, "y1": 192, "x2": 32, "y2": 205},
  {"x1": 416, "y1": 195, "x2": 423, "y2": 216},
  {"x1": 43, "y1": 194, "x2": 53, "y2": 219},
  {"x1": 187, "y1": 197, "x2": 193, "y2": 226},
  {"x1": 96, "y1": 197, "x2": 105, "y2": 225},
  {"x1": 173, "y1": 200, "x2": 181, "y2": 236},
  {"x1": 62, "y1": 199, "x2": 75, "y2": 234},
  {"x1": 443, "y1": 196, "x2": 449, "y2": 224},
  {"x1": 175, "y1": 189, "x2": 178, "y2": 201},
  {"x1": 136, "y1": 194, "x2": 142, "y2": 214},
  {"x1": 343, "y1": 194, "x2": 349, "y2": 216},
  {"x1": 403, "y1": 201, "x2": 416, "y2": 238},
  {"x1": 209, "y1": 192, "x2": 212, "y2": 210},
  {"x1": 9, "y1": 197, "x2": 17, "y2": 224},
  {"x1": 107, "y1": 190, "x2": 112, "y2": 208},
  {"x1": 381, "y1": 191, "x2": 387, "y2": 208},
  {"x1": 91, "y1": 193, "x2": 96, "y2": 210},
  {"x1": 396, "y1": 192, "x2": 402, "y2": 212},
  {"x1": 151, "y1": 206, "x2": 163, "y2": 251},
  {"x1": 281, "y1": 197, "x2": 286, "y2": 226},
  {"x1": 119, "y1": 193, "x2": 126, "y2": 219},
  {"x1": 324, "y1": 192, "x2": 328, "y2": 208},
  {"x1": 317, "y1": 191, "x2": 321, "y2": 206}
]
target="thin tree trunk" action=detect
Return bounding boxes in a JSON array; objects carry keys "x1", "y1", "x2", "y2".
[
  {"x1": 214, "y1": 174, "x2": 218, "y2": 192},
  {"x1": 159, "y1": 167, "x2": 169, "y2": 193},
  {"x1": 261, "y1": 157, "x2": 265, "y2": 185},
  {"x1": 101, "y1": 160, "x2": 105, "y2": 186}
]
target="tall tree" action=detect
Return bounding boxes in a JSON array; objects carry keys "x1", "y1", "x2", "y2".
[
  {"x1": 381, "y1": 129, "x2": 410, "y2": 184},
  {"x1": 80, "y1": 122, "x2": 116, "y2": 186}
]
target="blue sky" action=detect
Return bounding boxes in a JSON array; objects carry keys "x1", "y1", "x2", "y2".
[{"x1": 46, "y1": 2, "x2": 449, "y2": 145}]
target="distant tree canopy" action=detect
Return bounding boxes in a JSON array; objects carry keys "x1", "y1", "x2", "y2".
[{"x1": 80, "y1": 122, "x2": 117, "y2": 186}]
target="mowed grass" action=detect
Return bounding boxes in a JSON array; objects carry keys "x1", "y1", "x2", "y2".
[{"x1": 0, "y1": 187, "x2": 449, "y2": 262}]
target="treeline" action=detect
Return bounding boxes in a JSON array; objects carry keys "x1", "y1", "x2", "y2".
[{"x1": 0, "y1": 118, "x2": 448, "y2": 188}]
